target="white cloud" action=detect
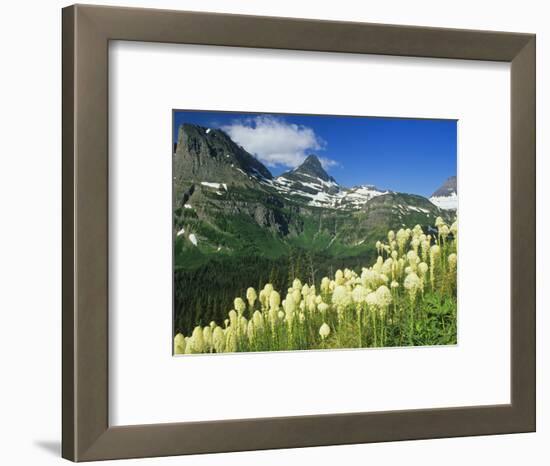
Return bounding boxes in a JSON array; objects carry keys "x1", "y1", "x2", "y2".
[
  {"x1": 318, "y1": 157, "x2": 340, "y2": 169},
  {"x1": 222, "y1": 116, "x2": 337, "y2": 169}
]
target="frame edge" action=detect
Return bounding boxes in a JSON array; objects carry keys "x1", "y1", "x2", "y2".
[
  {"x1": 62, "y1": 4, "x2": 76, "y2": 462},
  {"x1": 62, "y1": 4, "x2": 537, "y2": 461}
]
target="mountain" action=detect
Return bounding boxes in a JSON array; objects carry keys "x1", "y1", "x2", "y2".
[
  {"x1": 282, "y1": 154, "x2": 336, "y2": 184},
  {"x1": 267, "y1": 155, "x2": 341, "y2": 207},
  {"x1": 267, "y1": 155, "x2": 388, "y2": 209},
  {"x1": 429, "y1": 176, "x2": 457, "y2": 210},
  {"x1": 173, "y1": 123, "x2": 455, "y2": 333},
  {"x1": 173, "y1": 123, "x2": 453, "y2": 254}
]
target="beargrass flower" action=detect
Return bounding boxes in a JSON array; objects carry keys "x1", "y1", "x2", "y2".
[
  {"x1": 407, "y1": 250, "x2": 418, "y2": 266},
  {"x1": 421, "y1": 239, "x2": 431, "y2": 261},
  {"x1": 376, "y1": 285, "x2": 392, "y2": 308},
  {"x1": 404, "y1": 272, "x2": 421, "y2": 302},
  {"x1": 292, "y1": 289, "x2": 302, "y2": 306},
  {"x1": 306, "y1": 295, "x2": 317, "y2": 312},
  {"x1": 239, "y1": 316, "x2": 248, "y2": 330},
  {"x1": 234, "y1": 297, "x2": 246, "y2": 314},
  {"x1": 319, "y1": 323, "x2": 331, "y2": 339},
  {"x1": 382, "y1": 258, "x2": 393, "y2": 275},
  {"x1": 332, "y1": 285, "x2": 352, "y2": 308},
  {"x1": 418, "y1": 262, "x2": 429, "y2": 275},
  {"x1": 253, "y1": 310, "x2": 263, "y2": 328},
  {"x1": 450, "y1": 220, "x2": 458, "y2": 236},
  {"x1": 413, "y1": 225, "x2": 423, "y2": 236},
  {"x1": 259, "y1": 290, "x2": 267, "y2": 309},
  {"x1": 246, "y1": 287, "x2": 257, "y2": 308},
  {"x1": 225, "y1": 328, "x2": 237, "y2": 353},
  {"x1": 269, "y1": 290, "x2": 281, "y2": 311},
  {"x1": 439, "y1": 224, "x2": 450, "y2": 242},
  {"x1": 184, "y1": 337, "x2": 194, "y2": 354},
  {"x1": 191, "y1": 326, "x2": 204, "y2": 353},
  {"x1": 318, "y1": 302, "x2": 329, "y2": 314},
  {"x1": 292, "y1": 278, "x2": 302, "y2": 291},
  {"x1": 321, "y1": 276, "x2": 330, "y2": 293},
  {"x1": 429, "y1": 245, "x2": 441, "y2": 287},
  {"x1": 388, "y1": 230, "x2": 395, "y2": 242},
  {"x1": 203, "y1": 326, "x2": 212, "y2": 350},
  {"x1": 335, "y1": 269, "x2": 344, "y2": 285},
  {"x1": 352, "y1": 284, "x2": 369, "y2": 304},
  {"x1": 174, "y1": 333, "x2": 185, "y2": 354},
  {"x1": 396, "y1": 228, "x2": 409, "y2": 252},
  {"x1": 448, "y1": 253, "x2": 457, "y2": 271},
  {"x1": 365, "y1": 291, "x2": 378, "y2": 308},
  {"x1": 373, "y1": 256, "x2": 384, "y2": 273},
  {"x1": 284, "y1": 294, "x2": 296, "y2": 314},
  {"x1": 212, "y1": 326, "x2": 225, "y2": 352}
]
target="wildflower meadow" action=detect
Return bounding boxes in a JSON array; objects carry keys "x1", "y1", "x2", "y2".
[{"x1": 174, "y1": 217, "x2": 457, "y2": 355}]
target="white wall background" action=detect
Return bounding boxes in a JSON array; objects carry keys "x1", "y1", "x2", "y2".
[{"x1": 0, "y1": 0, "x2": 547, "y2": 464}]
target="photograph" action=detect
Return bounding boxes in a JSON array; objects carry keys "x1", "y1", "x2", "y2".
[{"x1": 172, "y1": 111, "x2": 458, "y2": 355}]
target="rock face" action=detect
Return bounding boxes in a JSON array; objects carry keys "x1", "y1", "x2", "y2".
[
  {"x1": 174, "y1": 124, "x2": 272, "y2": 198},
  {"x1": 430, "y1": 176, "x2": 457, "y2": 210}
]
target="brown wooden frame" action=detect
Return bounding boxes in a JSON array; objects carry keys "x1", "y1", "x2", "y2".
[{"x1": 62, "y1": 4, "x2": 536, "y2": 462}]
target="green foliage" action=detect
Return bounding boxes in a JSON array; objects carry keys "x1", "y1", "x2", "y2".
[{"x1": 174, "y1": 218, "x2": 458, "y2": 354}]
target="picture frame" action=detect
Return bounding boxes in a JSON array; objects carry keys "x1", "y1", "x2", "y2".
[{"x1": 62, "y1": 4, "x2": 536, "y2": 462}]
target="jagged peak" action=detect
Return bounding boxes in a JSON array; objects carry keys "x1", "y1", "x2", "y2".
[
  {"x1": 283, "y1": 154, "x2": 334, "y2": 183},
  {"x1": 431, "y1": 176, "x2": 457, "y2": 197}
]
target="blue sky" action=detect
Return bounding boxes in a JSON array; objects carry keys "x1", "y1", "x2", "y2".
[{"x1": 173, "y1": 110, "x2": 456, "y2": 197}]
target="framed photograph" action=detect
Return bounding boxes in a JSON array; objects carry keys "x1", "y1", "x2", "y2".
[
  {"x1": 171, "y1": 110, "x2": 458, "y2": 355},
  {"x1": 62, "y1": 4, "x2": 536, "y2": 462}
]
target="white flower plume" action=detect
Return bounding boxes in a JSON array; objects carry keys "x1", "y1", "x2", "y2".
[{"x1": 221, "y1": 116, "x2": 337, "y2": 169}]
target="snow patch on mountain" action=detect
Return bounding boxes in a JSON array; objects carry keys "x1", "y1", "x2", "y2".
[
  {"x1": 201, "y1": 182, "x2": 228, "y2": 191},
  {"x1": 265, "y1": 175, "x2": 388, "y2": 209},
  {"x1": 430, "y1": 176, "x2": 457, "y2": 210},
  {"x1": 430, "y1": 192, "x2": 458, "y2": 210}
]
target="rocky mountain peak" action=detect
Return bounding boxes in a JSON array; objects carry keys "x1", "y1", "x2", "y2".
[
  {"x1": 431, "y1": 176, "x2": 457, "y2": 197},
  {"x1": 292, "y1": 154, "x2": 333, "y2": 182}
]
